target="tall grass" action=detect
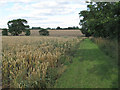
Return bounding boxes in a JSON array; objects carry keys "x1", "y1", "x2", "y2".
[
  {"x1": 91, "y1": 37, "x2": 118, "y2": 60},
  {"x1": 2, "y1": 36, "x2": 81, "y2": 88}
]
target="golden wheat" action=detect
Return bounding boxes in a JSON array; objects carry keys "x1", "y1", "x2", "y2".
[{"x1": 2, "y1": 36, "x2": 82, "y2": 88}]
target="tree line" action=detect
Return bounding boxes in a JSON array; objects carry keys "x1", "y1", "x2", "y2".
[
  {"x1": 2, "y1": 19, "x2": 49, "y2": 36},
  {"x1": 79, "y1": 2, "x2": 120, "y2": 39},
  {"x1": 2, "y1": 19, "x2": 80, "y2": 36},
  {"x1": 31, "y1": 26, "x2": 80, "y2": 30}
]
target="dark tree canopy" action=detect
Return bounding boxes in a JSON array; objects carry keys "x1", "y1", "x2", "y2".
[
  {"x1": 7, "y1": 19, "x2": 30, "y2": 36},
  {"x1": 2, "y1": 29, "x2": 8, "y2": 36},
  {"x1": 56, "y1": 26, "x2": 61, "y2": 30},
  {"x1": 32, "y1": 27, "x2": 41, "y2": 29},
  {"x1": 79, "y1": 2, "x2": 120, "y2": 39}
]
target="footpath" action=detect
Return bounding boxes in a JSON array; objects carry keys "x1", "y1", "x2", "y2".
[{"x1": 55, "y1": 39, "x2": 118, "y2": 88}]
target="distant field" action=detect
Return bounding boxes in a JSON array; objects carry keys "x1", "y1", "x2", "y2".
[
  {"x1": 49, "y1": 30, "x2": 83, "y2": 37},
  {"x1": 0, "y1": 29, "x2": 84, "y2": 37},
  {"x1": 31, "y1": 30, "x2": 84, "y2": 37}
]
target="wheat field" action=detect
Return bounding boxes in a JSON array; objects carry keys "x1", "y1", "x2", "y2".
[
  {"x1": 1, "y1": 30, "x2": 84, "y2": 37},
  {"x1": 2, "y1": 36, "x2": 82, "y2": 88},
  {"x1": 31, "y1": 30, "x2": 84, "y2": 36}
]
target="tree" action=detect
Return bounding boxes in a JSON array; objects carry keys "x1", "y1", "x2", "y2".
[
  {"x1": 56, "y1": 26, "x2": 61, "y2": 30},
  {"x1": 79, "y1": 2, "x2": 120, "y2": 38},
  {"x1": 46, "y1": 27, "x2": 51, "y2": 30},
  {"x1": 39, "y1": 29, "x2": 49, "y2": 36},
  {"x1": 2, "y1": 29, "x2": 8, "y2": 36},
  {"x1": 7, "y1": 19, "x2": 29, "y2": 36}
]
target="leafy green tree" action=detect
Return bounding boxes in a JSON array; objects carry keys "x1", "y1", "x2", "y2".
[
  {"x1": 7, "y1": 19, "x2": 29, "y2": 36},
  {"x1": 39, "y1": 29, "x2": 49, "y2": 36},
  {"x1": 2, "y1": 29, "x2": 8, "y2": 36},
  {"x1": 79, "y1": 2, "x2": 120, "y2": 39}
]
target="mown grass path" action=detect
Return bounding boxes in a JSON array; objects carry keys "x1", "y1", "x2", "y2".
[{"x1": 55, "y1": 39, "x2": 118, "y2": 88}]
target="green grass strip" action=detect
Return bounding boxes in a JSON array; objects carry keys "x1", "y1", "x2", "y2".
[{"x1": 55, "y1": 39, "x2": 118, "y2": 88}]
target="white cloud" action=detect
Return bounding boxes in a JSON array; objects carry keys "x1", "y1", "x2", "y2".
[
  {"x1": 31, "y1": 1, "x2": 58, "y2": 8},
  {"x1": 0, "y1": 0, "x2": 38, "y2": 3},
  {"x1": 0, "y1": 0, "x2": 87, "y2": 28},
  {"x1": 10, "y1": 3, "x2": 24, "y2": 11}
]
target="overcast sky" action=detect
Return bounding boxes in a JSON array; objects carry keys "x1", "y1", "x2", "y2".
[{"x1": 0, "y1": 0, "x2": 88, "y2": 28}]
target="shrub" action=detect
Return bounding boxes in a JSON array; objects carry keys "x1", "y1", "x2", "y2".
[
  {"x1": 2, "y1": 29, "x2": 8, "y2": 36},
  {"x1": 39, "y1": 29, "x2": 49, "y2": 36},
  {"x1": 25, "y1": 30, "x2": 31, "y2": 36}
]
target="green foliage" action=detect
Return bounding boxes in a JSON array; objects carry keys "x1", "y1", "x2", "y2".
[
  {"x1": 46, "y1": 27, "x2": 51, "y2": 30},
  {"x1": 39, "y1": 29, "x2": 49, "y2": 36},
  {"x1": 56, "y1": 26, "x2": 61, "y2": 30},
  {"x1": 79, "y1": 2, "x2": 120, "y2": 38},
  {"x1": 67, "y1": 26, "x2": 79, "y2": 30},
  {"x1": 2, "y1": 29, "x2": 8, "y2": 36},
  {"x1": 25, "y1": 30, "x2": 31, "y2": 36},
  {"x1": 7, "y1": 19, "x2": 29, "y2": 36},
  {"x1": 56, "y1": 26, "x2": 79, "y2": 30},
  {"x1": 32, "y1": 27, "x2": 41, "y2": 29}
]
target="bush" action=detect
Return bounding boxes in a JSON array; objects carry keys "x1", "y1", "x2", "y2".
[
  {"x1": 25, "y1": 30, "x2": 31, "y2": 36},
  {"x1": 39, "y1": 29, "x2": 49, "y2": 36},
  {"x1": 2, "y1": 29, "x2": 8, "y2": 36}
]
